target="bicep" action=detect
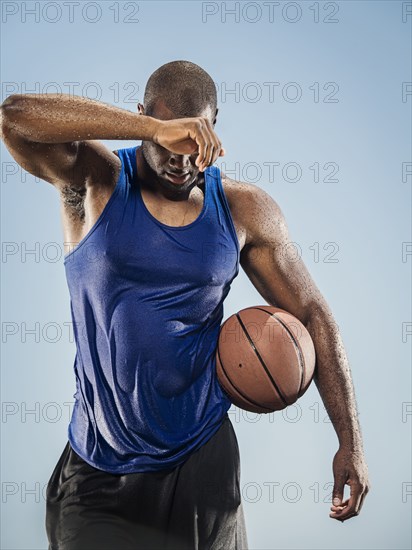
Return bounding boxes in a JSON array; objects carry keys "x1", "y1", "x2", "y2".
[{"x1": 239, "y1": 190, "x2": 328, "y2": 325}]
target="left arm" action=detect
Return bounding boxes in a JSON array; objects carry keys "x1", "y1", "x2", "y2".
[{"x1": 233, "y1": 181, "x2": 371, "y2": 522}]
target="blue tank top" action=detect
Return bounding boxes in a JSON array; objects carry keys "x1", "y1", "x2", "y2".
[{"x1": 63, "y1": 145, "x2": 240, "y2": 473}]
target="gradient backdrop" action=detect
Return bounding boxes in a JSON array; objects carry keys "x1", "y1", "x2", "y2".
[{"x1": 1, "y1": 1, "x2": 411, "y2": 549}]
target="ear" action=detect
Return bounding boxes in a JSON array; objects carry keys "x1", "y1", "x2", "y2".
[{"x1": 137, "y1": 103, "x2": 145, "y2": 115}]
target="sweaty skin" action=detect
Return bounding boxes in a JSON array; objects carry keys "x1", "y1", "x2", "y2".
[{"x1": 1, "y1": 93, "x2": 370, "y2": 523}]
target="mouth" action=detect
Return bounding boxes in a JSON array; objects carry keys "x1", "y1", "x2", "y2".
[{"x1": 165, "y1": 171, "x2": 191, "y2": 184}]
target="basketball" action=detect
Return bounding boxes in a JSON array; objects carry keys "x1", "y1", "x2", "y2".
[{"x1": 215, "y1": 305, "x2": 316, "y2": 413}]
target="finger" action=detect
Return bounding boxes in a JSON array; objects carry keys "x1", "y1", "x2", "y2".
[
  {"x1": 204, "y1": 119, "x2": 221, "y2": 166},
  {"x1": 342, "y1": 484, "x2": 363, "y2": 518},
  {"x1": 329, "y1": 497, "x2": 349, "y2": 518},
  {"x1": 197, "y1": 138, "x2": 207, "y2": 171},
  {"x1": 330, "y1": 506, "x2": 345, "y2": 512},
  {"x1": 331, "y1": 484, "x2": 363, "y2": 521},
  {"x1": 330, "y1": 497, "x2": 349, "y2": 510},
  {"x1": 200, "y1": 123, "x2": 216, "y2": 168},
  {"x1": 192, "y1": 124, "x2": 207, "y2": 171},
  {"x1": 329, "y1": 507, "x2": 348, "y2": 519},
  {"x1": 356, "y1": 485, "x2": 369, "y2": 514},
  {"x1": 330, "y1": 498, "x2": 349, "y2": 515},
  {"x1": 357, "y1": 492, "x2": 366, "y2": 514},
  {"x1": 201, "y1": 118, "x2": 219, "y2": 167},
  {"x1": 209, "y1": 133, "x2": 220, "y2": 166},
  {"x1": 332, "y1": 477, "x2": 346, "y2": 509}
]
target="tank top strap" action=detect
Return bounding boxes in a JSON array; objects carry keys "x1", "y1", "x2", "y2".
[
  {"x1": 206, "y1": 165, "x2": 240, "y2": 261},
  {"x1": 116, "y1": 146, "x2": 138, "y2": 187}
]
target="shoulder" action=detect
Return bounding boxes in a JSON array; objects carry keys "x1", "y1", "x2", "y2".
[{"x1": 220, "y1": 171, "x2": 287, "y2": 248}]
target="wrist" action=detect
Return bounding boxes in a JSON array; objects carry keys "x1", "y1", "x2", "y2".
[
  {"x1": 338, "y1": 433, "x2": 364, "y2": 452},
  {"x1": 144, "y1": 116, "x2": 163, "y2": 143}
]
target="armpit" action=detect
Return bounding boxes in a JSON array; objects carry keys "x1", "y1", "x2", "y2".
[{"x1": 60, "y1": 184, "x2": 87, "y2": 222}]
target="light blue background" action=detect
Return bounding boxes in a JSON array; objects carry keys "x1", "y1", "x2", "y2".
[{"x1": 1, "y1": 1, "x2": 411, "y2": 549}]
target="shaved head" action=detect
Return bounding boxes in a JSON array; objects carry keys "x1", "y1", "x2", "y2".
[{"x1": 143, "y1": 60, "x2": 218, "y2": 119}]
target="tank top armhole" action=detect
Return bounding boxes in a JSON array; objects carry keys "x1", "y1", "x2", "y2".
[
  {"x1": 63, "y1": 154, "x2": 125, "y2": 264},
  {"x1": 214, "y1": 166, "x2": 240, "y2": 260}
]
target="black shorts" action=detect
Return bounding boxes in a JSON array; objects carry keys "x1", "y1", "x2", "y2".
[{"x1": 45, "y1": 414, "x2": 249, "y2": 550}]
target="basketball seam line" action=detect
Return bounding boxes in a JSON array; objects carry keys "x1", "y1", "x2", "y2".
[
  {"x1": 236, "y1": 312, "x2": 288, "y2": 408},
  {"x1": 255, "y1": 307, "x2": 305, "y2": 396}
]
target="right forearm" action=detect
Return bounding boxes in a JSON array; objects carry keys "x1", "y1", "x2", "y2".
[{"x1": 1, "y1": 93, "x2": 159, "y2": 144}]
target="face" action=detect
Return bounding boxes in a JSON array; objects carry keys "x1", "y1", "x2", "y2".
[{"x1": 138, "y1": 99, "x2": 217, "y2": 194}]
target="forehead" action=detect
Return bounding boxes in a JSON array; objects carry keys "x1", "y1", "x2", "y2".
[{"x1": 149, "y1": 98, "x2": 213, "y2": 121}]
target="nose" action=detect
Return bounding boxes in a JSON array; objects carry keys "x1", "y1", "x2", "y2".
[{"x1": 168, "y1": 154, "x2": 191, "y2": 171}]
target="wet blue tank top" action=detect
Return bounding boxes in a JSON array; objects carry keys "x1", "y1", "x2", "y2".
[{"x1": 63, "y1": 145, "x2": 240, "y2": 473}]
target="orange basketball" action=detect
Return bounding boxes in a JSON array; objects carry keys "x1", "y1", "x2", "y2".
[{"x1": 215, "y1": 305, "x2": 316, "y2": 413}]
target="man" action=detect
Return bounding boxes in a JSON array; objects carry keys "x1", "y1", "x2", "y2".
[{"x1": 1, "y1": 60, "x2": 370, "y2": 549}]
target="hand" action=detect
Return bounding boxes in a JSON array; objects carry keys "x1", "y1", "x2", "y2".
[
  {"x1": 329, "y1": 446, "x2": 370, "y2": 522},
  {"x1": 152, "y1": 117, "x2": 225, "y2": 172}
]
